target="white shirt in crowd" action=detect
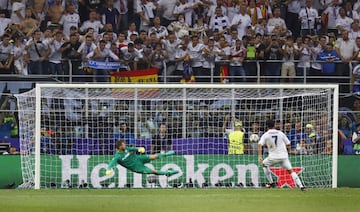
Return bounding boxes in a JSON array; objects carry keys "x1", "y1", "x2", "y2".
[
  {"x1": 335, "y1": 38, "x2": 358, "y2": 60},
  {"x1": 80, "y1": 20, "x2": 103, "y2": 38},
  {"x1": 258, "y1": 129, "x2": 290, "y2": 159},
  {"x1": 335, "y1": 16, "x2": 353, "y2": 32},
  {"x1": 10, "y1": 1, "x2": 25, "y2": 24},
  {"x1": 231, "y1": 13, "x2": 251, "y2": 40},
  {"x1": 59, "y1": 12, "x2": 80, "y2": 37},
  {"x1": 299, "y1": 7, "x2": 319, "y2": 30},
  {"x1": 187, "y1": 42, "x2": 204, "y2": 67}
]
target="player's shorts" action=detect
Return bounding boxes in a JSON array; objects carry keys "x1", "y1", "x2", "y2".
[
  {"x1": 263, "y1": 157, "x2": 292, "y2": 170},
  {"x1": 131, "y1": 155, "x2": 152, "y2": 174}
]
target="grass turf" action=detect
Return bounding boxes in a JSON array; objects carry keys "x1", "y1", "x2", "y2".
[{"x1": 0, "y1": 188, "x2": 358, "y2": 212}]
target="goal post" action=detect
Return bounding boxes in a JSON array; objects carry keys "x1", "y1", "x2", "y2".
[{"x1": 15, "y1": 83, "x2": 339, "y2": 189}]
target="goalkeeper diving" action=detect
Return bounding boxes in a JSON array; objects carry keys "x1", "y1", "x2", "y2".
[{"x1": 106, "y1": 140, "x2": 179, "y2": 176}]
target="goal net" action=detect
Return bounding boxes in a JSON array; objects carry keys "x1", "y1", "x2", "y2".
[{"x1": 15, "y1": 84, "x2": 338, "y2": 189}]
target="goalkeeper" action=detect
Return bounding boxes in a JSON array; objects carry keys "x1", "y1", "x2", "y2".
[{"x1": 106, "y1": 140, "x2": 179, "y2": 176}]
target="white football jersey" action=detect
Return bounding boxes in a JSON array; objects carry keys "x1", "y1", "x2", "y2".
[{"x1": 258, "y1": 129, "x2": 290, "y2": 159}]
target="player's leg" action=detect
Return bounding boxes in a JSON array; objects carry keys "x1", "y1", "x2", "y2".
[
  {"x1": 149, "y1": 150, "x2": 175, "y2": 161},
  {"x1": 152, "y1": 168, "x2": 179, "y2": 176},
  {"x1": 262, "y1": 157, "x2": 275, "y2": 187},
  {"x1": 282, "y1": 159, "x2": 306, "y2": 190}
]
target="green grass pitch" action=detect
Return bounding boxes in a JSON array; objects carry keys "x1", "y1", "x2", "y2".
[{"x1": 0, "y1": 188, "x2": 358, "y2": 212}]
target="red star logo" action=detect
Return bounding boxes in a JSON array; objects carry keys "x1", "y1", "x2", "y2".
[{"x1": 269, "y1": 167, "x2": 304, "y2": 188}]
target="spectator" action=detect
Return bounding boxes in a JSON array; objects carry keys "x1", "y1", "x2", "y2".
[
  {"x1": 173, "y1": 0, "x2": 197, "y2": 27},
  {"x1": 202, "y1": 37, "x2": 219, "y2": 83},
  {"x1": 284, "y1": 121, "x2": 296, "y2": 154},
  {"x1": 151, "y1": 123, "x2": 172, "y2": 154},
  {"x1": 148, "y1": 16, "x2": 168, "y2": 39},
  {"x1": 335, "y1": 7, "x2": 353, "y2": 34},
  {"x1": 174, "y1": 42, "x2": 189, "y2": 82},
  {"x1": 352, "y1": 123, "x2": 360, "y2": 154},
  {"x1": 266, "y1": 7, "x2": 287, "y2": 37},
  {"x1": 247, "y1": 0, "x2": 263, "y2": 26},
  {"x1": 229, "y1": 39, "x2": 246, "y2": 82},
  {"x1": 99, "y1": 0, "x2": 120, "y2": 33},
  {"x1": 286, "y1": 0, "x2": 301, "y2": 39},
  {"x1": 345, "y1": 1, "x2": 359, "y2": 24},
  {"x1": 335, "y1": 30, "x2": 358, "y2": 92},
  {"x1": 77, "y1": 35, "x2": 97, "y2": 62},
  {"x1": 280, "y1": 37, "x2": 296, "y2": 82},
  {"x1": 48, "y1": 31, "x2": 65, "y2": 76},
  {"x1": 80, "y1": 10, "x2": 103, "y2": 39},
  {"x1": 294, "y1": 122, "x2": 307, "y2": 154},
  {"x1": 295, "y1": 36, "x2": 311, "y2": 82},
  {"x1": 2, "y1": 146, "x2": 20, "y2": 155},
  {"x1": 18, "y1": 7, "x2": 39, "y2": 38},
  {"x1": 0, "y1": 34, "x2": 14, "y2": 74},
  {"x1": 299, "y1": 0, "x2": 319, "y2": 38},
  {"x1": 119, "y1": 42, "x2": 142, "y2": 70},
  {"x1": 214, "y1": 35, "x2": 230, "y2": 82},
  {"x1": 209, "y1": 6, "x2": 230, "y2": 34},
  {"x1": 137, "y1": 0, "x2": 156, "y2": 31},
  {"x1": 0, "y1": 10, "x2": 11, "y2": 37},
  {"x1": 113, "y1": 122, "x2": 135, "y2": 146},
  {"x1": 157, "y1": 0, "x2": 177, "y2": 27},
  {"x1": 126, "y1": 22, "x2": 138, "y2": 41},
  {"x1": 47, "y1": 0, "x2": 64, "y2": 24},
  {"x1": 59, "y1": 4, "x2": 80, "y2": 39},
  {"x1": 322, "y1": 0, "x2": 341, "y2": 36},
  {"x1": 88, "y1": 39, "x2": 119, "y2": 82},
  {"x1": 247, "y1": 122, "x2": 262, "y2": 155},
  {"x1": 231, "y1": 4, "x2": 251, "y2": 40},
  {"x1": 265, "y1": 35, "x2": 282, "y2": 82},
  {"x1": 10, "y1": 0, "x2": 25, "y2": 25},
  {"x1": 349, "y1": 23, "x2": 360, "y2": 41},
  {"x1": 13, "y1": 36, "x2": 27, "y2": 75},
  {"x1": 151, "y1": 42, "x2": 168, "y2": 81},
  {"x1": 317, "y1": 42, "x2": 340, "y2": 82},
  {"x1": 161, "y1": 32, "x2": 180, "y2": 82},
  {"x1": 60, "y1": 32, "x2": 82, "y2": 80},
  {"x1": 225, "y1": 0, "x2": 240, "y2": 23},
  {"x1": 25, "y1": 30, "x2": 50, "y2": 74},
  {"x1": 188, "y1": 35, "x2": 205, "y2": 82},
  {"x1": 116, "y1": 0, "x2": 129, "y2": 33}
]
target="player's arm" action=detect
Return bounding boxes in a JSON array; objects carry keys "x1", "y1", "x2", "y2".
[
  {"x1": 126, "y1": 146, "x2": 146, "y2": 153},
  {"x1": 106, "y1": 155, "x2": 120, "y2": 175}
]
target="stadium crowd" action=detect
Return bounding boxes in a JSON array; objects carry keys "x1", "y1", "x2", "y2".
[{"x1": 0, "y1": 0, "x2": 360, "y2": 85}]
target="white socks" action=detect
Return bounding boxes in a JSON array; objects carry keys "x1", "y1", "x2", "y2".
[
  {"x1": 291, "y1": 172, "x2": 304, "y2": 188},
  {"x1": 263, "y1": 167, "x2": 273, "y2": 183}
]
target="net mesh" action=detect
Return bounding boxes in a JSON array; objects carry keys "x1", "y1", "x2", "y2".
[{"x1": 15, "y1": 85, "x2": 335, "y2": 188}]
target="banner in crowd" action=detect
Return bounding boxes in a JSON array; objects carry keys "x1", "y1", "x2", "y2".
[
  {"x1": 110, "y1": 68, "x2": 158, "y2": 83},
  {"x1": 33, "y1": 155, "x2": 333, "y2": 189},
  {"x1": 87, "y1": 61, "x2": 122, "y2": 70}
]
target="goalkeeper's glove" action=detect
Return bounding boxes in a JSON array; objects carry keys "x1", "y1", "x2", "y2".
[
  {"x1": 105, "y1": 169, "x2": 112, "y2": 176},
  {"x1": 138, "y1": 147, "x2": 145, "y2": 153}
]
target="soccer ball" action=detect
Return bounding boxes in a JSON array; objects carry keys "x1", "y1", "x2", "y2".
[{"x1": 249, "y1": 134, "x2": 260, "y2": 143}]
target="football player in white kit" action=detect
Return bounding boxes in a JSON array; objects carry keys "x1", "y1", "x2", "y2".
[{"x1": 258, "y1": 120, "x2": 306, "y2": 191}]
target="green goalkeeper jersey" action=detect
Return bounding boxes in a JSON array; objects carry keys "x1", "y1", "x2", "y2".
[{"x1": 107, "y1": 147, "x2": 142, "y2": 172}]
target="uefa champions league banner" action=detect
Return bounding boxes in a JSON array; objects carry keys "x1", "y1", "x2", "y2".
[
  {"x1": 87, "y1": 61, "x2": 122, "y2": 70},
  {"x1": 40, "y1": 155, "x2": 328, "y2": 189}
]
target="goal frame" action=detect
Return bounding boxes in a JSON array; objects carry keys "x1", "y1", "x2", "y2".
[{"x1": 33, "y1": 83, "x2": 339, "y2": 189}]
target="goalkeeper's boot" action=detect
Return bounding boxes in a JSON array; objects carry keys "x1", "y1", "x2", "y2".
[
  {"x1": 166, "y1": 168, "x2": 179, "y2": 177},
  {"x1": 265, "y1": 182, "x2": 276, "y2": 188}
]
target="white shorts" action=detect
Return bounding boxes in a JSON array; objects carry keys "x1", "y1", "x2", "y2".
[{"x1": 263, "y1": 157, "x2": 292, "y2": 170}]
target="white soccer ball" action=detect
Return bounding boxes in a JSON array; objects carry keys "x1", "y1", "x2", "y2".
[{"x1": 249, "y1": 134, "x2": 260, "y2": 143}]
